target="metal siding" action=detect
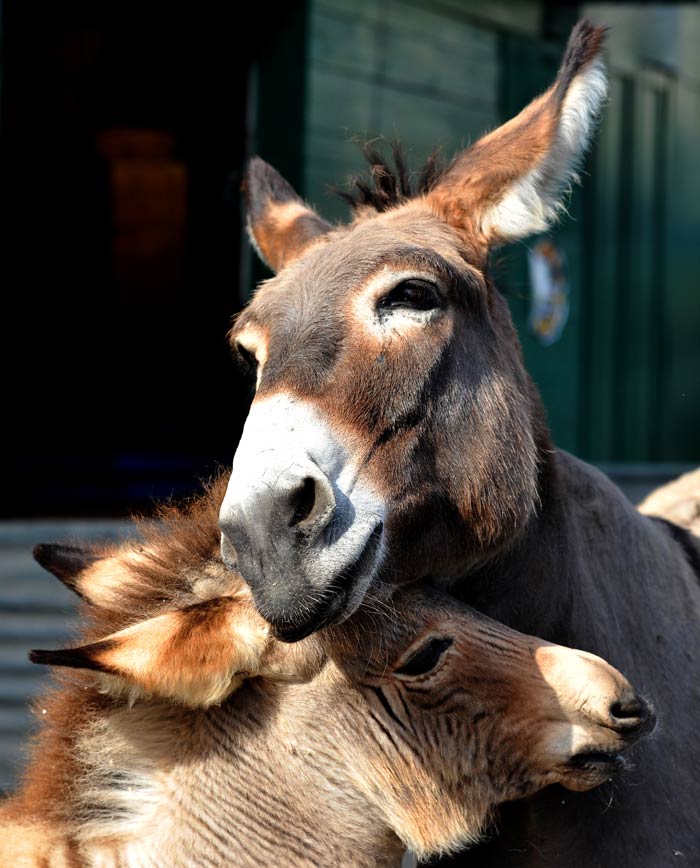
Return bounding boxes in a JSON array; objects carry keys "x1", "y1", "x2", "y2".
[{"x1": 0, "y1": 521, "x2": 132, "y2": 795}]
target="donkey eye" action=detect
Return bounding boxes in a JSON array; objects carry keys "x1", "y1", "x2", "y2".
[
  {"x1": 395, "y1": 637, "x2": 453, "y2": 677},
  {"x1": 235, "y1": 342, "x2": 258, "y2": 372},
  {"x1": 377, "y1": 279, "x2": 441, "y2": 312}
]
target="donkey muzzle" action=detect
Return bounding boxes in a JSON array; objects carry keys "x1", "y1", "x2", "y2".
[
  {"x1": 219, "y1": 394, "x2": 386, "y2": 638},
  {"x1": 534, "y1": 645, "x2": 656, "y2": 791}
]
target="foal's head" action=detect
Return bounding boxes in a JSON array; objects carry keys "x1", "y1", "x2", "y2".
[
  {"x1": 31, "y1": 482, "x2": 652, "y2": 858},
  {"x1": 219, "y1": 21, "x2": 608, "y2": 638}
]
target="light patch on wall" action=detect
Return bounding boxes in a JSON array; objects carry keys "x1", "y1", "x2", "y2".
[{"x1": 527, "y1": 239, "x2": 570, "y2": 346}]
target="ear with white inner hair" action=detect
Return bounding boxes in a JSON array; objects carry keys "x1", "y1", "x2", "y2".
[
  {"x1": 425, "y1": 20, "x2": 607, "y2": 246},
  {"x1": 30, "y1": 597, "x2": 322, "y2": 707},
  {"x1": 244, "y1": 157, "x2": 332, "y2": 273}
]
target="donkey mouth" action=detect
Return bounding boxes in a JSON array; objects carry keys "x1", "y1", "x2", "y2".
[
  {"x1": 273, "y1": 520, "x2": 384, "y2": 642},
  {"x1": 563, "y1": 749, "x2": 628, "y2": 791},
  {"x1": 568, "y1": 750, "x2": 626, "y2": 773}
]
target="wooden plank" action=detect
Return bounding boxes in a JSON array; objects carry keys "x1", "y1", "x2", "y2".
[
  {"x1": 315, "y1": 0, "x2": 382, "y2": 24},
  {"x1": 621, "y1": 81, "x2": 656, "y2": 460},
  {"x1": 309, "y1": 7, "x2": 497, "y2": 106},
  {"x1": 309, "y1": 7, "x2": 379, "y2": 73},
  {"x1": 386, "y1": 2, "x2": 498, "y2": 59},
  {"x1": 411, "y1": 0, "x2": 540, "y2": 36},
  {"x1": 659, "y1": 80, "x2": 700, "y2": 460},
  {"x1": 374, "y1": 87, "x2": 495, "y2": 150},
  {"x1": 306, "y1": 67, "x2": 376, "y2": 138},
  {"x1": 580, "y1": 75, "x2": 624, "y2": 461}
]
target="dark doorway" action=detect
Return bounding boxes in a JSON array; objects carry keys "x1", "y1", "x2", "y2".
[{"x1": 2, "y1": 2, "x2": 299, "y2": 516}]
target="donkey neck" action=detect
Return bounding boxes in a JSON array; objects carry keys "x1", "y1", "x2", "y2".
[
  {"x1": 79, "y1": 679, "x2": 403, "y2": 868},
  {"x1": 461, "y1": 448, "x2": 696, "y2": 658}
]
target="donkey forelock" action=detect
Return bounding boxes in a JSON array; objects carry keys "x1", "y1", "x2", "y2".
[{"x1": 219, "y1": 21, "x2": 606, "y2": 639}]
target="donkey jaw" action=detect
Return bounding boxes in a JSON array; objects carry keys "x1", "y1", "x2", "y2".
[{"x1": 219, "y1": 393, "x2": 387, "y2": 639}]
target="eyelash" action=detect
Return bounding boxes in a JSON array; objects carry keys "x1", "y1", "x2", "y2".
[
  {"x1": 376, "y1": 279, "x2": 442, "y2": 313},
  {"x1": 395, "y1": 637, "x2": 453, "y2": 677}
]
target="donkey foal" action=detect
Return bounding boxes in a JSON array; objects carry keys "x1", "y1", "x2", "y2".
[{"x1": 1, "y1": 478, "x2": 652, "y2": 867}]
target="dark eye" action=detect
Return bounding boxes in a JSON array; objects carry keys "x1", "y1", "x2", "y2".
[
  {"x1": 395, "y1": 637, "x2": 453, "y2": 677},
  {"x1": 235, "y1": 342, "x2": 258, "y2": 373},
  {"x1": 377, "y1": 279, "x2": 442, "y2": 312}
]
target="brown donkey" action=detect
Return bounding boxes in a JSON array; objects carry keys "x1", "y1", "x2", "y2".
[
  {"x1": 218, "y1": 20, "x2": 700, "y2": 867},
  {"x1": 1, "y1": 479, "x2": 652, "y2": 867}
]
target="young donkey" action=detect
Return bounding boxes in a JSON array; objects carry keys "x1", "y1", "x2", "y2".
[
  {"x1": 218, "y1": 21, "x2": 700, "y2": 867},
  {"x1": 1, "y1": 478, "x2": 652, "y2": 867}
]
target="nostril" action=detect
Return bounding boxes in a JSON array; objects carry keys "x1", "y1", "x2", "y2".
[
  {"x1": 609, "y1": 693, "x2": 654, "y2": 735},
  {"x1": 289, "y1": 477, "x2": 317, "y2": 527},
  {"x1": 610, "y1": 697, "x2": 643, "y2": 721}
]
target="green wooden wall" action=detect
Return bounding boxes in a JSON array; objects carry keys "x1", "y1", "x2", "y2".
[
  {"x1": 254, "y1": 0, "x2": 699, "y2": 465},
  {"x1": 302, "y1": 0, "x2": 504, "y2": 220}
]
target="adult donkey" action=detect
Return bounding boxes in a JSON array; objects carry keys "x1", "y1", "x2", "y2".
[{"x1": 219, "y1": 21, "x2": 700, "y2": 866}]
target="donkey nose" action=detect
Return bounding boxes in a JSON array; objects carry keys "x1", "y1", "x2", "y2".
[
  {"x1": 221, "y1": 460, "x2": 336, "y2": 545},
  {"x1": 608, "y1": 691, "x2": 655, "y2": 738}
]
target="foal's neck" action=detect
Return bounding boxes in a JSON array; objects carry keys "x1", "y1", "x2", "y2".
[{"x1": 83, "y1": 681, "x2": 402, "y2": 867}]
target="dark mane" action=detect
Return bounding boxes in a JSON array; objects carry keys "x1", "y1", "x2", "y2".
[{"x1": 337, "y1": 140, "x2": 449, "y2": 213}]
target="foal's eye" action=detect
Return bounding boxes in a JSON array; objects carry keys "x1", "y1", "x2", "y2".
[
  {"x1": 395, "y1": 637, "x2": 453, "y2": 677},
  {"x1": 377, "y1": 279, "x2": 442, "y2": 313},
  {"x1": 235, "y1": 342, "x2": 258, "y2": 373}
]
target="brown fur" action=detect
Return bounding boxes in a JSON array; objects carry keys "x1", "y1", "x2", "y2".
[{"x1": 1, "y1": 480, "x2": 650, "y2": 867}]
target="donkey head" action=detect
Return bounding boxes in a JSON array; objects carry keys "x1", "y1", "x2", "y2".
[
  {"x1": 32, "y1": 530, "x2": 652, "y2": 858},
  {"x1": 327, "y1": 585, "x2": 652, "y2": 856},
  {"x1": 220, "y1": 21, "x2": 608, "y2": 639}
]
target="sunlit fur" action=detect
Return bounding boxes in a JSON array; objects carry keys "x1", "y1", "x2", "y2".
[
  {"x1": 0, "y1": 477, "x2": 650, "y2": 867},
  {"x1": 638, "y1": 467, "x2": 700, "y2": 538}
]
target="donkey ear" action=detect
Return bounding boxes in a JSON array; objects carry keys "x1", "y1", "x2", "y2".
[
  {"x1": 30, "y1": 595, "x2": 320, "y2": 707},
  {"x1": 33, "y1": 543, "x2": 101, "y2": 598},
  {"x1": 426, "y1": 20, "x2": 607, "y2": 247},
  {"x1": 244, "y1": 157, "x2": 332, "y2": 272},
  {"x1": 30, "y1": 597, "x2": 270, "y2": 707}
]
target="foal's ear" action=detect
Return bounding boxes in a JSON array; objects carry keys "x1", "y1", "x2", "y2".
[
  {"x1": 30, "y1": 597, "x2": 270, "y2": 707},
  {"x1": 34, "y1": 544, "x2": 138, "y2": 610},
  {"x1": 33, "y1": 543, "x2": 101, "y2": 598},
  {"x1": 30, "y1": 596, "x2": 321, "y2": 707},
  {"x1": 426, "y1": 20, "x2": 607, "y2": 247},
  {"x1": 244, "y1": 157, "x2": 332, "y2": 272}
]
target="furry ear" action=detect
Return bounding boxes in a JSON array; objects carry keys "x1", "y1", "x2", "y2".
[
  {"x1": 30, "y1": 597, "x2": 322, "y2": 707},
  {"x1": 31, "y1": 598, "x2": 268, "y2": 707},
  {"x1": 244, "y1": 157, "x2": 331, "y2": 272},
  {"x1": 33, "y1": 543, "x2": 100, "y2": 597},
  {"x1": 426, "y1": 20, "x2": 607, "y2": 247},
  {"x1": 33, "y1": 541, "x2": 138, "y2": 609}
]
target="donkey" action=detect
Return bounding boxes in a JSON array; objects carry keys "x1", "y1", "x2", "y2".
[
  {"x1": 217, "y1": 21, "x2": 700, "y2": 867},
  {"x1": 638, "y1": 468, "x2": 700, "y2": 538},
  {"x1": 1, "y1": 478, "x2": 652, "y2": 867}
]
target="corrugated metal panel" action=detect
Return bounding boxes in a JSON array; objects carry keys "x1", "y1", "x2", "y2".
[{"x1": 0, "y1": 521, "x2": 132, "y2": 795}]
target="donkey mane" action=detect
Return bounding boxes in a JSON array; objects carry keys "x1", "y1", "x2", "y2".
[{"x1": 336, "y1": 140, "x2": 449, "y2": 213}]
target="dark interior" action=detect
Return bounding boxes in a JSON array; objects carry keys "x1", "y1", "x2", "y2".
[{"x1": 1, "y1": 1, "x2": 299, "y2": 516}]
